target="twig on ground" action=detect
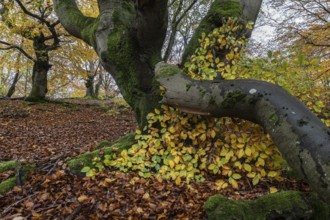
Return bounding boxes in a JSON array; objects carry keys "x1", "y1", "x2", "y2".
[
  {"x1": 65, "y1": 203, "x2": 82, "y2": 220},
  {"x1": 0, "y1": 192, "x2": 40, "y2": 217}
]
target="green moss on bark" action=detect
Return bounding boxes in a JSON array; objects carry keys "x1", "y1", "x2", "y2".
[
  {"x1": 155, "y1": 62, "x2": 182, "y2": 78},
  {"x1": 67, "y1": 133, "x2": 136, "y2": 176},
  {"x1": 221, "y1": 91, "x2": 246, "y2": 109},
  {"x1": 67, "y1": 150, "x2": 101, "y2": 176},
  {"x1": 0, "y1": 163, "x2": 35, "y2": 195},
  {"x1": 204, "y1": 191, "x2": 329, "y2": 220},
  {"x1": 0, "y1": 177, "x2": 16, "y2": 195},
  {"x1": 0, "y1": 160, "x2": 18, "y2": 172}
]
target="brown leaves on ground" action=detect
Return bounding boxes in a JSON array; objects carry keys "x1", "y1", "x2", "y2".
[
  {"x1": 0, "y1": 166, "x2": 309, "y2": 219},
  {"x1": 0, "y1": 100, "x2": 136, "y2": 162},
  {"x1": 0, "y1": 100, "x2": 309, "y2": 219}
]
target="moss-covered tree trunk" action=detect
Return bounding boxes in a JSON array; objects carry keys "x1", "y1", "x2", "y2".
[
  {"x1": 26, "y1": 36, "x2": 52, "y2": 101},
  {"x1": 54, "y1": 0, "x2": 168, "y2": 128}
]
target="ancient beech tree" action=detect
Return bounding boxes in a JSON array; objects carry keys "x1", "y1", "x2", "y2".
[{"x1": 54, "y1": 0, "x2": 330, "y2": 203}]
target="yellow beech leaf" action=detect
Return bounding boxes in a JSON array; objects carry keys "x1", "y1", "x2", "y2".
[
  {"x1": 208, "y1": 164, "x2": 215, "y2": 170},
  {"x1": 245, "y1": 147, "x2": 252, "y2": 156},
  {"x1": 236, "y1": 143, "x2": 245, "y2": 148},
  {"x1": 237, "y1": 137, "x2": 244, "y2": 143},
  {"x1": 230, "y1": 134, "x2": 236, "y2": 140},
  {"x1": 252, "y1": 175, "x2": 260, "y2": 185},
  {"x1": 244, "y1": 164, "x2": 252, "y2": 172},
  {"x1": 237, "y1": 149, "x2": 244, "y2": 158},
  {"x1": 210, "y1": 130, "x2": 216, "y2": 138},
  {"x1": 200, "y1": 133, "x2": 207, "y2": 141},
  {"x1": 120, "y1": 150, "x2": 128, "y2": 158},
  {"x1": 260, "y1": 153, "x2": 268, "y2": 159},
  {"x1": 247, "y1": 172, "x2": 256, "y2": 178},
  {"x1": 169, "y1": 126, "x2": 176, "y2": 133},
  {"x1": 258, "y1": 158, "x2": 265, "y2": 166},
  {"x1": 268, "y1": 171, "x2": 278, "y2": 178},
  {"x1": 199, "y1": 163, "x2": 206, "y2": 169},
  {"x1": 174, "y1": 156, "x2": 180, "y2": 164},
  {"x1": 269, "y1": 187, "x2": 278, "y2": 194},
  {"x1": 234, "y1": 161, "x2": 242, "y2": 168},
  {"x1": 181, "y1": 117, "x2": 188, "y2": 124},
  {"x1": 136, "y1": 129, "x2": 141, "y2": 135},
  {"x1": 232, "y1": 173, "x2": 241, "y2": 180},
  {"x1": 154, "y1": 108, "x2": 160, "y2": 114},
  {"x1": 169, "y1": 160, "x2": 175, "y2": 169},
  {"x1": 229, "y1": 178, "x2": 239, "y2": 189},
  {"x1": 175, "y1": 176, "x2": 181, "y2": 185},
  {"x1": 180, "y1": 132, "x2": 187, "y2": 140}
]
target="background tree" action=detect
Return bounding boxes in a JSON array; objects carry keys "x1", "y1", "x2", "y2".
[
  {"x1": 0, "y1": 0, "x2": 62, "y2": 101},
  {"x1": 54, "y1": 0, "x2": 330, "y2": 203},
  {"x1": 264, "y1": 0, "x2": 330, "y2": 56},
  {"x1": 163, "y1": 0, "x2": 212, "y2": 63}
]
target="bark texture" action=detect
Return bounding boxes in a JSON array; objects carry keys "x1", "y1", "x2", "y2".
[
  {"x1": 155, "y1": 62, "x2": 330, "y2": 204},
  {"x1": 6, "y1": 71, "x2": 20, "y2": 98},
  {"x1": 54, "y1": 0, "x2": 168, "y2": 128},
  {"x1": 27, "y1": 37, "x2": 51, "y2": 101}
]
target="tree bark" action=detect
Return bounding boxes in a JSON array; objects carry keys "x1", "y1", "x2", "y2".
[
  {"x1": 6, "y1": 71, "x2": 20, "y2": 98},
  {"x1": 26, "y1": 36, "x2": 51, "y2": 101},
  {"x1": 94, "y1": 74, "x2": 102, "y2": 98},
  {"x1": 155, "y1": 62, "x2": 330, "y2": 204},
  {"x1": 55, "y1": 0, "x2": 169, "y2": 128},
  {"x1": 85, "y1": 75, "x2": 95, "y2": 97}
]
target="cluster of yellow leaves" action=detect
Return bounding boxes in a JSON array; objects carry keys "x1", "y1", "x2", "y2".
[
  {"x1": 107, "y1": 105, "x2": 284, "y2": 189},
  {"x1": 185, "y1": 17, "x2": 252, "y2": 80}
]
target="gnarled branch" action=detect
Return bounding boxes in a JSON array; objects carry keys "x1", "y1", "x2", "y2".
[
  {"x1": 155, "y1": 62, "x2": 330, "y2": 204},
  {"x1": 53, "y1": 0, "x2": 96, "y2": 46}
]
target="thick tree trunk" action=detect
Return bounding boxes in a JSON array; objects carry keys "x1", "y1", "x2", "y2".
[
  {"x1": 27, "y1": 37, "x2": 51, "y2": 101},
  {"x1": 155, "y1": 62, "x2": 330, "y2": 204},
  {"x1": 27, "y1": 61, "x2": 50, "y2": 101},
  {"x1": 55, "y1": 0, "x2": 168, "y2": 128}
]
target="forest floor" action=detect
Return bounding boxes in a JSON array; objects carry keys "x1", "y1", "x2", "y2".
[{"x1": 0, "y1": 100, "x2": 309, "y2": 219}]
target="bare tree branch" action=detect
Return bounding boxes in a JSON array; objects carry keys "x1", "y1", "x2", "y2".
[{"x1": 0, "y1": 40, "x2": 35, "y2": 61}]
